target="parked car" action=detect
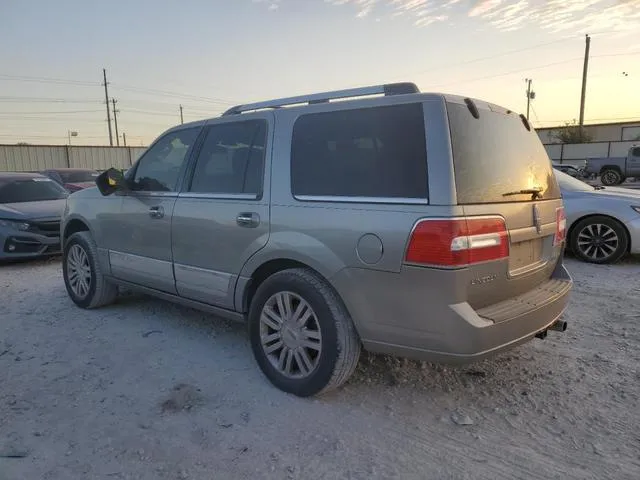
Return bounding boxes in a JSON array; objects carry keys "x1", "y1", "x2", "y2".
[
  {"x1": 552, "y1": 163, "x2": 583, "y2": 178},
  {"x1": 60, "y1": 82, "x2": 572, "y2": 396},
  {"x1": 40, "y1": 168, "x2": 99, "y2": 192},
  {"x1": 556, "y1": 169, "x2": 640, "y2": 263},
  {"x1": 583, "y1": 146, "x2": 640, "y2": 186},
  {"x1": 0, "y1": 172, "x2": 67, "y2": 261}
]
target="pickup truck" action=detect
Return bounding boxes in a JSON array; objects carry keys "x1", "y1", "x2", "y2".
[{"x1": 584, "y1": 146, "x2": 640, "y2": 185}]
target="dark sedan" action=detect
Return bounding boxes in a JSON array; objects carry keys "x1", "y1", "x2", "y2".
[
  {"x1": 40, "y1": 168, "x2": 99, "y2": 193},
  {"x1": 0, "y1": 172, "x2": 67, "y2": 260}
]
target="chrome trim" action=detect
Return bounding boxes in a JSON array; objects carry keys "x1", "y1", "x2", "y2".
[
  {"x1": 294, "y1": 195, "x2": 429, "y2": 205},
  {"x1": 122, "y1": 191, "x2": 178, "y2": 198},
  {"x1": 178, "y1": 192, "x2": 259, "y2": 200}
]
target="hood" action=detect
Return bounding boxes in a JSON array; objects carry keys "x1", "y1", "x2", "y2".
[
  {"x1": 591, "y1": 186, "x2": 640, "y2": 201},
  {"x1": 0, "y1": 199, "x2": 66, "y2": 221}
]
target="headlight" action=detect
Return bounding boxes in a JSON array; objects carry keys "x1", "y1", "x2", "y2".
[
  {"x1": 632, "y1": 206, "x2": 640, "y2": 214},
  {"x1": 0, "y1": 219, "x2": 30, "y2": 231}
]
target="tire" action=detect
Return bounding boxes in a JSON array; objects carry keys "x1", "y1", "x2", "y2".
[
  {"x1": 62, "y1": 231, "x2": 118, "y2": 309},
  {"x1": 570, "y1": 215, "x2": 628, "y2": 264},
  {"x1": 600, "y1": 169, "x2": 623, "y2": 186},
  {"x1": 248, "y1": 268, "x2": 361, "y2": 397}
]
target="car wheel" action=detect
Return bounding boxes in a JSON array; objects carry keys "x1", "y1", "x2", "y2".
[
  {"x1": 600, "y1": 169, "x2": 622, "y2": 186},
  {"x1": 63, "y1": 231, "x2": 118, "y2": 308},
  {"x1": 248, "y1": 268, "x2": 361, "y2": 397},
  {"x1": 570, "y1": 216, "x2": 628, "y2": 264}
]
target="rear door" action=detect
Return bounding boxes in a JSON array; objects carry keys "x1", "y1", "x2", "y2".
[
  {"x1": 445, "y1": 98, "x2": 564, "y2": 310},
  {"x1": 171, "y1": 115, "x2": 272, "y2": 309}
]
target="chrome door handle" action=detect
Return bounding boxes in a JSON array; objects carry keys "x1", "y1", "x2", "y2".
[
  {"x1": 149, "y1": 206, "x2": 164, "y2": 219},
  {"x1": 236, "y1": 212, "x2": 259, "y2": 228}
]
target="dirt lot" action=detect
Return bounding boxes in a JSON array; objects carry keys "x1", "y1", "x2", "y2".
[{"x1": 1, "y1": 257, "x2": 639, "y2": 480}]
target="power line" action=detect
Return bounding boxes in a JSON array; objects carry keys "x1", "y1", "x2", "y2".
[
  {"x1": 110, "y1": 83, "x2": 237, "y2": 105},
  {"x1": 0, "y1": 74, "x2": 100, "y2": 86},
  {"x1": 0, "y1": 96, "x2": 102, "y2": 104},
  {"x1": 0, "y1": 109, "x2": 103, "y2": 115}
]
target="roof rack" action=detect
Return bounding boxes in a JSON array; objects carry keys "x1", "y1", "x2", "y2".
[{"x1": 222, "y1": 82, "x2": 419, "y2": 116}]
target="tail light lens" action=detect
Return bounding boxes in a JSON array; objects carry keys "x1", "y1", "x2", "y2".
[
  {"x1": 554, "y1": 207, "x2": 567, "y2": 246},
  {"x1": 405, "y1": 217, "x2": 509, "y2": 267}
]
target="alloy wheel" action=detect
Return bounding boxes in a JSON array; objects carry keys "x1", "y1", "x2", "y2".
[
  {"x1": 259, "y1": 291, "x2": 322, "y2": 379},
  {"x1": 67, "y1": 244, "x2": 92, "y2": 298},
  {"x1": 576, "y1": 223, "x2": 619, "y2": 261}
]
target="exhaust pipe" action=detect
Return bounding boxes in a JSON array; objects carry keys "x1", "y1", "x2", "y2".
[
  {"x1": 549, "y1": 319, "x2": 568, "y2": 332},
  {"x1": 535, "y1": 329, "x2": 548, "y2": 339}
]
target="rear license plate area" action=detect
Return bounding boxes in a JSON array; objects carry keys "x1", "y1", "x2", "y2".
[{"x1": 509, "y1": 238, "x2": 544, "y2": 274}]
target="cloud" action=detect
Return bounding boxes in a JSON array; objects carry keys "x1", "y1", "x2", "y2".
[
  {"x1": 252, "y1": 0, "x2": 281, "y2": 11},
  {"x1": 323, "y1": 0, "x2": 640, "y2": 32}
]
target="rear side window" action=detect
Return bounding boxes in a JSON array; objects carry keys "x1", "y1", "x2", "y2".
[
  {"x1": 448, "y1": 102, "x2": 561, "y2": 204},
  {"x1": 189, "y1": 120, "x2": 266, "y2": 196},
  {"x1": 291, "y1": 103, "x2": 428, "y2": 199}
]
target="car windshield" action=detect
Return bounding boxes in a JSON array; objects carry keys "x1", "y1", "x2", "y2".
[
  {"x1": 0, "y1": 177, "x2": 68, "y2": 203},
  {"x1": 59, "y1": 170, "x2": 99, "y2": 183},
  {"x1": 554, "y1": 169, "x2": 594, "y2": 192}
]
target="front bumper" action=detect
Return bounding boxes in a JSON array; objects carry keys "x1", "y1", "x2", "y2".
[
  {"x1": 0, "y1": 228, "x2": 61, "y2": 260},
  {"x1": 625, "y1": 216, "x2": 640, "y2": 254}
]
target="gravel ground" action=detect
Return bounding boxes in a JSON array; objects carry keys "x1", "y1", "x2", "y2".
[{"x1": 1, "y1": 256, "x2": 639, "y2": 480}]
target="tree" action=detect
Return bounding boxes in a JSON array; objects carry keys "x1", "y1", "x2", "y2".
[{"x1": 551, "y1": 121, "x2": 593, "y2": 144}]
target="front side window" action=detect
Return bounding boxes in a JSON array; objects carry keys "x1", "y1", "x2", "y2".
[
  {"x1": 291, "y1": 103, "x2": 428, "y2": 199},
  {"x1": 188, "y1": 120, "x2": 266, "y2": 196},
  {"x1": 131, "y1": 127, "x2": 200, "y2": 192},
  {"x1": 632, "y1": 147, "x2": 640, "y2": 157}
]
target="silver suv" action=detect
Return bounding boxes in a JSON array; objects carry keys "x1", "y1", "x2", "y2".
[{"x1": 61, "y1": 82, "x2": 572, "y2": 397}]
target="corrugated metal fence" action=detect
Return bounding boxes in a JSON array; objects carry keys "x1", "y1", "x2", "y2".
[{"x1": 0, "y1": 145, "x2": 147, "y2": 171}]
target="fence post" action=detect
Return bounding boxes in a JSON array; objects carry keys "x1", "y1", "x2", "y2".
[
  {"x1": 607, "y1": 142, "x2": 611, "y2": 157},
  {"x1": 127, "y1": 147, "x2": 133, "y2": 166},
  {"x1": 560, "y1": 144, "x2": 564, "y2": 163},
  {"x1": 65, "y1": 145, "x2": 71, "y2": 167}
]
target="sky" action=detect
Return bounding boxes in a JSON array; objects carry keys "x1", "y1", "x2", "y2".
[{"x1": 0, "y1": 0, "x2": 639, "y2": 146}]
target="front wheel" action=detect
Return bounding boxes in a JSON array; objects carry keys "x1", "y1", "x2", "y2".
[
  {"x1": 570, "y1": 216, "x2": 628, "y2": 264},
  {"x1": 63, "y1": 231, "x2": 118, "y2": 308},
  {"x1": 248, "y1": 268, "x2": 361, "y2": 397}
]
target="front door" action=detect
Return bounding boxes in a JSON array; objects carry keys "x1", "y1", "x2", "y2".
[
  {"x1": 171, "y1": 116, "x2": 272, "y2": 309},
  {"x1": 629, "y1": 147, "x2": 640, "y2": 177},
  {"x1": 109, "y1": 126, "x2": 202, "y2": 293}
]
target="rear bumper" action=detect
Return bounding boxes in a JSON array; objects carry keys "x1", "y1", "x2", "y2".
[
  {"x1": 625, "y1": 217, "x2": 640, "y2": 254},
  {"x1": 331, "y1": 261, "x2": 572, "y2": 364},
  {"x1": 0, "y1": 230, "x2": 61, "y2": 260}
]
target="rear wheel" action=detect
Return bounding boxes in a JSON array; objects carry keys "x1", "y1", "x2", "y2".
[
  {"x1": 570, "y1": 216, "x2": 628, "y2": 264},
  {"x1": 600, "y1": 169, "x2": 623, "y2": 186},
  {"x1": 63, "y1": 231, "x2": 118, "y2": 308},
  {"x1": 248, "y1": 268, "x2": 361, "y2": 397}
]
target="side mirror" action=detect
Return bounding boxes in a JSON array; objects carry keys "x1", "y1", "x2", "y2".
[{"x1": 95, "y1": 167, "x2": 128, "y2": 196}]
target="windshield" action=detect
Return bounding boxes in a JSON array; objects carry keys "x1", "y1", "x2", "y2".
[
  {"x1": 0, "y1": 177, "x2": 68, "y2": 203},
  {"x1": 59, "y1": 170, "x2": 99, "y2": 183},
  {"x1": 448, "y1": 102, "x2": 561, "y2": 204},
  {"x1": 554, "y1": 169, "x2": 594, "y2": 192}
]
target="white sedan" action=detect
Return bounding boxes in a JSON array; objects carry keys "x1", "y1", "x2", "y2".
[{"x1": 556, "y1": 170, "x2": 640, "y2": 264}]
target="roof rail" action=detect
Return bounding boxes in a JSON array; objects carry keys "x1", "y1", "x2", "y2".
[{"x1": 222, "y1": 82, "x2": 419, "y2": 116}]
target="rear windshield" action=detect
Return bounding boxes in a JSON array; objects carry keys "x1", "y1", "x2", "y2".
[
  {"x1": 448, "y1": 102, "x2": 561, "y2": 204},
  {"x1": 0, "y1": 177, "x2": 68, "y2": 203},
  {"x1": 59, "y1": 170, "x2": 99, "y2": 183}
]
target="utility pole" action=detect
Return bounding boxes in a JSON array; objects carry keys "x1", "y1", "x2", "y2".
[
  {"x1": 579, "y1": 34, "x2": 591, "y2": 126},
  {"x1": 525, "y1": 78, "x2": 535, "y2": 121},
  {"x1": 112, "y1": 98, "x2": 120, "y2": 147},
  {"x1": 102, "y1": 68, "x2": 113, "y2": 146},
  {"x1": 179, "y1": 104, "x2": 184, "y2": 124},
  {"x1": 122, "y1": 132, "x2": 127, "y2": 146}
]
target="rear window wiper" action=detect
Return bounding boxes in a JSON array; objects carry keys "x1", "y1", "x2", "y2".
[{"x1": 502, "y1": 188, "x2": 543, "y2": 200}]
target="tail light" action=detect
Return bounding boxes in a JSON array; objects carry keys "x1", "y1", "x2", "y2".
[
  {"x1": 405, "y1": 217, "x2": 509, "y2": 267},
  {"x1": 554, "y1": 207, "x2": 567, "y2": 246}
]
